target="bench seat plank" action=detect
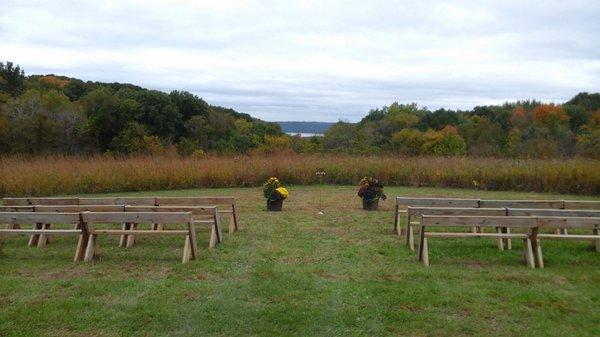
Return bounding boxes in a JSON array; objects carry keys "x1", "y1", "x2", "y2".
[
  {"x1": 425, "y1": 232, "x2": 527, "y2": 238},
  {"x1": 92, "y1": 229, "x2": 189, "y2": 235}
]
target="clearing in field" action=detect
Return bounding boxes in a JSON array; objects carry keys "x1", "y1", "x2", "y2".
[{"x1": 0, "y1": 185, "x2": 599, "y2": 337}]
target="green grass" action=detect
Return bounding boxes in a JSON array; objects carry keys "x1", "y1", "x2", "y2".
[{"x1": 1, "y1": 185, "x2": 599, "y2": 337}]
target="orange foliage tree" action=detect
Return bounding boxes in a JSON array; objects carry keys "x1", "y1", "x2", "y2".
[{"x1": 532, "y1": 104, "x2": 569, "y2": 127}]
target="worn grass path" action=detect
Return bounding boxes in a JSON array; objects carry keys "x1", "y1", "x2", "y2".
[{"x1": 1, "y1": 186, "x2": 599, "y2": 336}]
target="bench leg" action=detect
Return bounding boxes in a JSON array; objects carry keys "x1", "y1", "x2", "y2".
[
  {"x1": 593, "y1": 229, "x2": 600, "y2": 252},
  {"x1": 28, "y1": 223, "x2": 42, "y2": 246},
  {"x1": 209, "y1": 226, "x2": 218, "y2": 249},
  {"x1": 37, "y1": 224, "x2": 51, "y2": 247},
  {"x1": 404, "y1": 214, "x2": 412, "y2": 246},
  {"x1": 533, "y1": 239, "x2": 544, "y2": 269},
  {"x1": 523, "y1": 238, "x2": 535, "y2": 268},
  {"x1": 393, "y1": 206, "x2": 400, "y2": 236},
  {"x1": 232, "y1": 205, "x2": 239, "y2": 231},
  {"x1": 182, "y1": 235, "x2": 191, "y2": 263},
  {"x1": 74, "y1": 226, "x2": 89, "y2": 262},
  {"x1": 504, "y1": 228, "x2": 512, "y2": 250},
  {"x1": 119, "y1": 223, "x2": 130, "y2": 247},
  {"x1": 408, "y1": 226, "x2": 415, "y2": 251},
  {"x1": 496, "y1": 227, "x2": 504, "y2": 251},
  {"x1": 228, "y1": 213, "x2": 236, "y2": 234},
  {"x1": 84, "y1": 234, "x2": 98, "y2": 262},
  {"x1": 126, "y1": 224, "x2": 137, "y2": 248},
  {"x1": 215, "y1": 215, "x2": 223, "y2": 244},
  {"x1": 421, "y1": 238, "x2": 429, "y2": 266}
]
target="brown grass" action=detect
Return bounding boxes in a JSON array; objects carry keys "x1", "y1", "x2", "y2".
[{"x1": 0, "y1": 154, "x2": 598, "y2": 196}]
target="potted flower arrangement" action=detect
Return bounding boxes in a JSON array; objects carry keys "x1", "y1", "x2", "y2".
[
  {"x1": 357, "y1": 177, "x2": 386, "y2": 210},
  {"x1": 263, "y1": 177, "x2": 289, "y2": 211}
]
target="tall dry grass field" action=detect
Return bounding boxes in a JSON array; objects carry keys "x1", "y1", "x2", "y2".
[{"x1": 0, "y1": 154, "x2": 598, "y2": 196}]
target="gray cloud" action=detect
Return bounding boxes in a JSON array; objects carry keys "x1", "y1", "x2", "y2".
[{"x1": 1, "y1": 0, "x2": 599, "y2": 121}]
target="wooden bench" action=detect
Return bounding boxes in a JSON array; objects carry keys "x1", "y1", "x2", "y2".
[
  {"x1": 394, "y1": 197, "x2": 479, "y2": 237},
  {"x1": 3, "y1": 196, "x2": 240, "y2": 234},
  {"x1": 0, "y1": 212, "x2": 89, "y2": 261},
  {"x1": 418, "y1": 215, "x2": 539, "y2": 268},
  {"x1": 31, "y1": 205, "x2": 126, "y2": 247},
  {"x1": 533, "y1": 216, "x2": 600, "y2": 268},
  {"x1": 124, "y1": 206, "x2": 222, "y2": 249},
  {"x1": 79, "y1": 197, "x2": 239, "y2": 233},
  {"x1": 396, "y1": 197, "x2": 600, "y2": 248},
  {"x1": 80, "y1": 212, "x2": 198, "y2": 263},
  {"x1": 155, "y1": 197, "x2": 239, "y2": 233},
  {"x1": 407, "y1": 207, "x2": 508, "y2": 251},
  {"x1": 507, "y1": 208, "x2": 600, "y2": 236},
  {"x1": 32, "y1": 205, "x2": 222, "y2": 249},
  {"x1": 0, "y1": 206, "x2": 35, "y2": 238}
]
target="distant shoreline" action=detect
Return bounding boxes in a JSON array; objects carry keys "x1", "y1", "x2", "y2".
[
  {"x1": 276, "y1": 121, "x2": 335, "y2": 134},
  {"x1": 285, "y1": 132, "x2": 324, "y2": 137}
]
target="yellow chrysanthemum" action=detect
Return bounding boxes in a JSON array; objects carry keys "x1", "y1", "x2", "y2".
[{"x1": 275, "y1": 187, "x2": 289, "y2": 199}]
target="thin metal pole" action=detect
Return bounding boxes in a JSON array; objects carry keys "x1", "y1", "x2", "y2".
[{"x1": 316, "y1": 169, "x2": 325, "y2": 215}]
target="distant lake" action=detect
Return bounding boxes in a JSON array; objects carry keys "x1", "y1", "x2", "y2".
[{"x1": 286, "y1": 132, "x2": 324, "y2": 137}]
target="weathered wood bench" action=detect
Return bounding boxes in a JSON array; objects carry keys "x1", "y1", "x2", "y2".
[
  {"x1": 80, "y1": 212, "x2": 198, "y2": 263},
  {"x1": 79, "y1": 197, "x2": 239, "y2": 233},
  {"x1": 0, "y1": 212, "x2": 88, "y2": 261},
  {"x1": 395, "y1": 197, "x2": 479, "y2": 238},
  {"x1": 124, "y1": 206, "x2": 222, "y2": 249},
  {"x1": 533, "y1": 216, "x2": 600, "y2": 268},
  {"x1": 418, "y1": 215, "x2": 539, "y2": 268},
  {"x1": 406, "y1": 207, "x2": 506, "y2": 251},
  {"x1": 30, "y1": 205, "x2": 221, "y2": 249},
  {"x1": 31, "y1": 205, "x2": 124, "y2": 247},
  {"x1": 155, "y1": 197, "x2": 239, "y2": 233},
  {"x1": 3, "y1": 196, "x2": 240, "y2": 234},
  {"x1": 396, "y1": 197, "x2": 600, "y2": 249}
]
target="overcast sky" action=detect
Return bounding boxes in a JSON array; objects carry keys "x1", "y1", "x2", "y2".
[{"x1": 1, "y1": 0, "x2": 599, "y2": 121}]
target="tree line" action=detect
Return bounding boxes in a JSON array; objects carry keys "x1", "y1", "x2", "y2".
[
  {"x1": 1, "y1": 61, "x2": 598, "y2": 158},
  {"x1": 319, "y1": 96, "x2": 599, "y2": 158},
  {"x1": 0, "y1": 61, "x2": 283, "y2": 156}
]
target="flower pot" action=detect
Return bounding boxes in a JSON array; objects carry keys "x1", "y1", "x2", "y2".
[
  {"x1": 267, "y1": 199, "x2": 283, "y2": 211},
  {"x1": 362, "y1": 199, "x2": 379, "y2": 211}
]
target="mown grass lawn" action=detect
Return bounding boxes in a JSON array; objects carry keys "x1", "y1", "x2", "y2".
[{"x1": 1, "y1": 186, "x2": 599, "y2": 337}]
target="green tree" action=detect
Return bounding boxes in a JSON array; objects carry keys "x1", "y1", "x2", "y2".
[
  {"x1": 80, "y1": 88, "x2": 141, "y2": 151},
  {"x1": 459, "y1": 116, "x2": 505, "y2": 156},
  {"x1": 505, "y1": 127, "x2": 522, "y2": 157},
  {"x1": 2, "y1": 89, "x2": 88, "y2": 154},
  {"x1": 421, "y1": 126, "x2": 466, "y2": 156},
  {"x1": 323, "y1": 121, "x2": 359, "y2": 152},
  {"x1": 390, "y1": 129, "x2": 425, "y2": 155},
  {"x1": 0, "y1": 61, "x2": 25, "y2": 97},
  {"x1": 110, "y1": 122, "x2": 150, "y2": 155},
  {"x1": 170, "y1": 91, "x2": 209, "y2": 120}
]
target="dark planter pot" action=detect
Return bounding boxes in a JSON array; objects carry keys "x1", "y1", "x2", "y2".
[
  {"x1": 267, "y1": 199, "x2": 284, "y2": 211},
  {"x1": 362, "y1": 199, "x2": 379, "y2": 211}
]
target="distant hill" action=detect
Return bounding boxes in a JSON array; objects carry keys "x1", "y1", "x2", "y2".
[{"x1": 276, "y1": 121, "x2": 335, "y2": 134}]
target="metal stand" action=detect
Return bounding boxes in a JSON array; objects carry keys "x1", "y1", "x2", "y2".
[{"x1": 316, "y1": 169, "x2": 325, "y2": 215}]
